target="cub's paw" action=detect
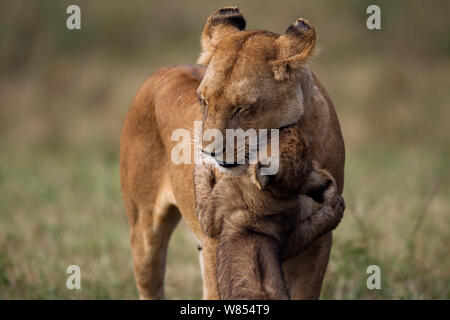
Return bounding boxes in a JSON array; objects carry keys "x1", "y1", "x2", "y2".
[
  {"x1": 306, "y1": 164, "x2": 336, "y2": 204},
  {"x1": 318, "y1": 194, "x2": 345, "y2": 231},
  {"x1": 328, "y1": 194, "x2": 346, "y2": 222}
]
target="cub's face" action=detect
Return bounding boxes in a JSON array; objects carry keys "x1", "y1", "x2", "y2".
[
  {"x1": 197, "y1": 7, "x2": 316, "y2": 171},
  {"x1": 249, "y1": 123, "x2": 312, "y2": 197}
]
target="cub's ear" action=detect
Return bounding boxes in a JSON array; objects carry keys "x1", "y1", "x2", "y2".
[
  {"x1": 197, "y1": 7, "x2": 246, "y2": 65},
  {"x1": 272, "y1": 18, "x2": 316, "y2": 81}
]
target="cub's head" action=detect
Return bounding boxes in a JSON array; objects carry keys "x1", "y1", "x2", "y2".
[
  {"x1": 249, "y1": 123, "x2": 313, "y2": 198},
  {"x1": 197, "y1": 7, "x2": 316, "y2": 170}
]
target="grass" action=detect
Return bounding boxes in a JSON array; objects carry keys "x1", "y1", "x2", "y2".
[
  {"x1": 1, "y1": 144, "x2": 448, "y2": 299},
  {"x1": 0, "y1": 0, "x2": 449, "y2": 299}
]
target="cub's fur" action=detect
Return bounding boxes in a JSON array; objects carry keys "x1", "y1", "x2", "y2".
[{"x1": 194, "y1": 123, "x2": 345, "y2": 299}]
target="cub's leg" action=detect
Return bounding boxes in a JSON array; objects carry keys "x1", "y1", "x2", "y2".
[
  {"x1": 193, "y1": 163, "x2": 224, "y2": 237},
  {"x1": 194, "y1": 163, "x2": 230, "y2": 299},
  {"x1": 217, "y1": 226, "x2": 289, "y2": 300},
  {"x1": 283, "y1": 195, "x2": 345, "y2": 260}
]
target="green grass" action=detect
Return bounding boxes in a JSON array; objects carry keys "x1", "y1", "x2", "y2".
[
  {"x1": 0, "y1": 146, "x2": 204, "y2": 299},
  {"x1": 323, "y1": 147, "x2": 450, "y2": 299},
  {"x1": 0, "y1": 0, "x2": 449, "y2": 299},
  {"x1": 1, "y1": 145, "x2": 448, "y2": 299}
]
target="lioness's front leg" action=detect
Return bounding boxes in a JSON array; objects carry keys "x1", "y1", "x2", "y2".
[
  {"x1": 283, "y1": 232, "x2": 333, "y2": 299},
  {"x1": 199, "y1": 237, "x2": 220, "y2": 299}
]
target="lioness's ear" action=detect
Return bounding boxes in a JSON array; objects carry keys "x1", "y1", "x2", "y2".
[
  {"x1": 197, "y1": 7, "x2": 246, "y2": 65},
  {"x1": 272, "y1": 18, "x2": 316, "y2": 81}
]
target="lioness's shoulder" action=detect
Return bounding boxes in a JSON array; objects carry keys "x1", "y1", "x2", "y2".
[
  {"x1": 148, "y1": 64, "x2": 206, "y2": 85},
  {"x1": 133, "y1": 64, "x2": 206, "y2": 105}
]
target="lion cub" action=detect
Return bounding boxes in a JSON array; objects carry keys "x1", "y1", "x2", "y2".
[{"x1": 194, "y1": 122, "x2": 345, "y2": 300}]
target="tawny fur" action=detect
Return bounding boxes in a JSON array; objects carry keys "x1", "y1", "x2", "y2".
[
  {"x1": 194, "y1": 122, "x2": 345, "y2": 299},
  {"x1": 119, "y1": 7, "x2": 345, "y2": 299}
]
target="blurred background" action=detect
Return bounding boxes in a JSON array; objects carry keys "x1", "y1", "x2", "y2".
[{"x1": 0, "y1": 0, "x2": 449, "y2": 299}]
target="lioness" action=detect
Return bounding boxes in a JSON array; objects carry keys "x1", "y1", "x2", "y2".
[
  {"x1": 120, "y1": 7, "x2": 345, "y2": 299},
  {"x1": 194, "y1": 121, "x2": 345, "y2": 300}
]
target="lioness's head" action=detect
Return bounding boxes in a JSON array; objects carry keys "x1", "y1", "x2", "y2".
[{"x1": 197, "y1": 7, "x2": 316, "y2": 170}]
